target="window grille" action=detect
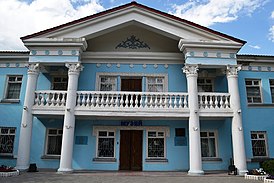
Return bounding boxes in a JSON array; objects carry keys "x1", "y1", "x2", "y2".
[
  {"x1": 147, "y1": 131, "x2": 165, "y2": 158},
  {"x1": 251, "y1": 131, "x2": 268, "y2": 157},
  {"x1": 97, "y1": 131, "x2": 115, "y2": 158},
  {"x1": 0, "y1": 127, "x2": 16, "y2": 155},
  {"x1": 99, "y1": 76, "x2": 117, "y2": 91}
]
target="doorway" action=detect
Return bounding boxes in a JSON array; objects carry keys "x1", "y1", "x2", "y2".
[
  {"x1": 119, "y1": 130, "x2": 143, "y2": 171},
  {"x1": 121, "y1": 78, "x2": 142, "y2": 107},
  {"x1": 121, "y1": 78, "x2": 142, "y2": 92}
]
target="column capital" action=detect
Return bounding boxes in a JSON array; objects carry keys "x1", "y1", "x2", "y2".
[
  {"x1": 226, "y1": 65, "x2": 241, "y2": 77},
  {"x1": 27, "y1": 63, "x2": 40, "y2": 75},
  {"x1": 182, "y1": 64, "x2": 199, "y2": 77},
  {"x1": 65, "y1": 63, "x2": 83, "y2": 74}
]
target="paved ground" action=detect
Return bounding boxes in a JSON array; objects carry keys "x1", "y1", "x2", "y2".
[{"x1": 0, "y1": 171, "x2": 260, "y2": 183}]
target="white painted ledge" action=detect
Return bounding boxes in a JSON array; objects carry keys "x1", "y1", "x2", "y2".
[
  {"x1": 244, "y1": 174, "x2": 267, "y2": 180},
  {"x1": 0, "y1": 170, "x2": 20, "y2": 177}
]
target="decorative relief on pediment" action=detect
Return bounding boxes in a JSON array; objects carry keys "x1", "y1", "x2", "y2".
[{"x1": 115, "y1": 35, "x2": 150, "y2": 50}]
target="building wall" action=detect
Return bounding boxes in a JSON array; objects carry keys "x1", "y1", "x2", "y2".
[
  {"x1": 0, "y1": 61, "x2": 274, "y2": 171},
  {"x1": 239, "y1": 70, "x2": 274, "y2": 169},
  {"x1": 0, "y1": 67, "x2": 27, "y2": 167},
  {"x1": 26, "y1": 119, "x2": 232, "y2": 171},
  {"x1": 78, "y1": 63, "x2": 187, "y2": 92}
]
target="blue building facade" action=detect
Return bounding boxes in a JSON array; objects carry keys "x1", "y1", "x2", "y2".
[{"x1": 0, "y1": 2, "x2": 273, "y2": 175}]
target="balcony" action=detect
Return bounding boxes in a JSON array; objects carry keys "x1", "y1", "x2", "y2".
[
  {"x1": 32, "y1": 90, "x2": 233, "y2": 117},
  {"x1": 198, "y1": 92, "x2": 232, "y2": 117}
]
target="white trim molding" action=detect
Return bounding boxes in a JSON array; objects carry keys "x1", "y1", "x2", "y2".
[{"x1": 92, "y1": 126, "x2": 170, "y2": 137}]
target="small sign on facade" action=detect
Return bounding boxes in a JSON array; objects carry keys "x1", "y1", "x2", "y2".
[{"x1": 121, "y1": 120, "x2": 142, "y2": 126}]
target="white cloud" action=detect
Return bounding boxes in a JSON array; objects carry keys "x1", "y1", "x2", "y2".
[
  {"x1": 269, "y1": 25, "x2": 274, "y2": 42},
  {"x1": 270, "y1": 11, "x2": 274, "y2": 42},
  {"x1": 248, "y1": 45, "x2": 261, "y2": 49},
  {"x1": 0, "y1": 0, "x2": 104, "y2": 50},
  {"x1": 170, "y1": 0, "x2": 267, "y2": 27}
]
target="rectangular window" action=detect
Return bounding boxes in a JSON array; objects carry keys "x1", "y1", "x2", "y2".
[
  {"x1": 147, "y1": 77, "x2": 164, "y2": 92},
  {"x1": 198, "y1": 78, "x2": 213, "y2": 92},
  {"x1": 251, "y1": 131, "x2": 268, "y2": 157},
  {"x1": 245, "y1": 79, "x2": 262, "y2": 103},
  {"x1": 52, "y1": 76, "x2": 68, "y2": 90},
  {"x1": 200, "y1": 131, "x2": 217, "y2": 158},
  {"x1": 99, "y1": 76, "x2": 117, "y2": 91},
  {"x1": 5, "y1": 75, "x2": 23, "y2": 99},
  {"x1": 0, "y1": 127, "x2": 16, "y2": 155},
  {"x1": 147, "y1": 131, "x2": 165, "y2": 158},
  {"x1": 97, "y1": 130, "x2": 115, "y2": 158},
  {"x1": 270, "y1": 80, "x2": 274, "y2": 103},
  {"x1": 46, "y1": 129, "x2": 63, "y2": 155}
]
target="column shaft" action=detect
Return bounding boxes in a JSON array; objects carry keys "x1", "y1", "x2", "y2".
[
  {"x1": 16, "y1": 64, "x2": 39, "y2": 170},
  {"x1": 227, "y1": 65, "x2": 247, "y2": 175},
  {"x1": 183, "y1": 65, "x2": 204, "y2": 175},
  {"x1": 58, "y1": 63, "x2": 83, "y2": 173}
]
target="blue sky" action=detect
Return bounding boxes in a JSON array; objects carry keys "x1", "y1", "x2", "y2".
[{"x1": 0, "y1": 0, "x2": 273, "y2": 55}]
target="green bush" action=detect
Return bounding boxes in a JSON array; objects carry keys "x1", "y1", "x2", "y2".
[{"x1": 262, "y1": 160, "x2": 274, "y2": 175}]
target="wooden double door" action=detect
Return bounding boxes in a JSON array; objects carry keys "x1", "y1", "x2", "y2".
[{"x1": 119, "y1": 130, "x2": 143, "y2": 171}]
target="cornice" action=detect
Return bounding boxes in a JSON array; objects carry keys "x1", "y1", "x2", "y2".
[
  {"x1": 81, "y1": 51, "x2": 184, "y2": 64},
  {"x1": 23, "y1": 38, "x2": 88, "y2": 51},
  {"x1": 178, "y1": 39, "x2": 242, "y2": 52}
]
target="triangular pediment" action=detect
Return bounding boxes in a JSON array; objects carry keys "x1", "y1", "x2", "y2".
[
  {"x1": 21, "y1": 2, "x2": 245, "y2": 47},
  {"x1": 86, "y1": 24, "x2": 179, "y2": 52}
]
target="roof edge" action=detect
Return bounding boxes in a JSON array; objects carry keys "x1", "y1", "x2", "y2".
[{"x1": 21, "y1": 1, "x2": 246, "y2": 45}]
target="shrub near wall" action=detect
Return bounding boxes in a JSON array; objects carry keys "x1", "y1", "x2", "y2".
[{"x1": 262, "y1": 160, "x2": 274, "y2": 175}]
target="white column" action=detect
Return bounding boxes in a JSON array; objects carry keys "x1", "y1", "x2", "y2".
[
  {"x1": 226, "y1": 65, "x2": 248, "y2": 175},
  {"x1": 58, "y1": 63, "x2": 83, "y2": 173},
  {"x1": 183, "y1": 65, "x2": 204, "y2": 175},
  {"x1": 16, "y1": 63, "x2": 40, "y2": 170}
]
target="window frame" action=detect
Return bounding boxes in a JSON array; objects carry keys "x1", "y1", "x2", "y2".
[
  {"x1": 250, "y1": 131, "x2": 268, "y2": 157},
  {"x1": 200, "y1": 131, "x2": 218, "y2": 158},
  {"x1": 51, "y1": 75, "x2": 68, "y2": 91},
  {"x1": 96, "y1": 130, "x2": 116, "y2": 158},
  {"x1": 96, "y1": 72, "x2": 168, "y2": 92},
  {"x1": 146, "y1": 76, "x2": 166, "y2": 92},
  {"x1": 146, "y1": 130, "x2": 166, "y2": 159},
  {"x1": 269, "y1": 79, "x2": 274, "y2": 103},
  {"x1": 245, "y1": 79, "x2": 263, "y2": 104},
  {"x1": 197, "y1": 77, "x2": 214, "y2": 92},
  {"x1": 98, "y1": 76, "x2": 118, "y2": 91},
  {"x1": 0, "y1": 127, "x2": 16, "y2": 156},
  {"x1": 44, "y1": 128, "x2": 63, "y2": 156},
  {"x1": 4, "y1": 75, "x2": 23, "y2": 100}
]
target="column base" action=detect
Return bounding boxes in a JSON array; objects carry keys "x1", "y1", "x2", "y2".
[
  {"x1": 238, "y1": 169, "x2": 248, "y2": 176},
  {"x1": 188, "y1": 170, "x2": 204, "y2": 176},
  {"x1": 16, "y1": 165, "x2": 29, "y2": 171},
  {"x1": 57, "y1": 168, "x2": 73, "y2": 174}
]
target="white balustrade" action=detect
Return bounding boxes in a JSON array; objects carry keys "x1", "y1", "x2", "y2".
[
  {"x1": 33, "y1": 90, "x2": 231, "y2": 112},
  {"x1": 76, "y1": 91, "x2": 188, "y2": 109},
  {"x1": 198, "y1": 92, "x2": 230, "y2": 109},
  {"x1": 34, "y1": 91, "x2": 67, "y2": 107}
]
